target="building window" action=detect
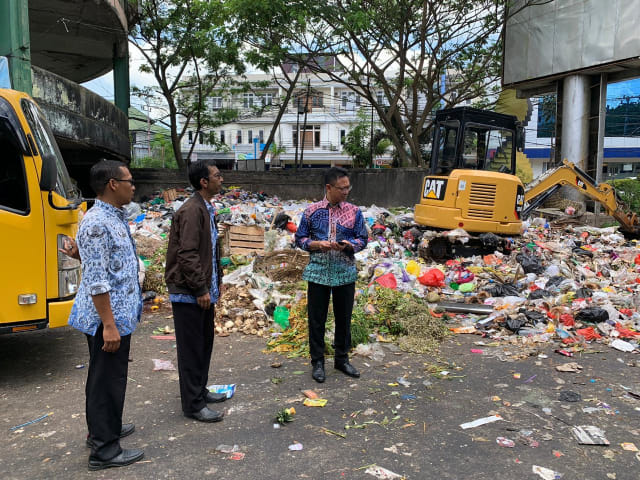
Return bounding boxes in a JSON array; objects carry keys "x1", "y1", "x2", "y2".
[
  {"x1": 292, "y1": 128, "x2": 298, "y2": 147},
  {"x1": 211, "y1": 97, "x2": 223, "y2": 109},
  {"x1": 340, "y1": 129, "x2": 346, "y2": 145},
  {"x1": 315, "y1": 130, "x2": 321, "y2": 147},
  {"x1": 376, "y1": 91, "x2": 385, "y2": 105},
  {"x1": 312, "y1": 94, "x2": 323, "y2": 107},
  {"x1": 248, "y1": 130, "x2": 253, "y2": 144},
  {"x1": 188, "y1": 130, "x2": 193, "y2": 143},
  {"x1": 243, "y1": 93, "x2": 255, "y2": 108},
  {"x1": 220, "y1": 130, "x2": 225, "y2": 144},
  {"x1": 236, "y1": 130, "x2": 242, "y2": 144},
  {"x1": 199, "y1": 131, "x2": 204, "y2": 144},
  {"x1": 259, "y1": 130, "x2": 264, "y2": 143},
  {"x1": 262, "y1": 93, "x2": 273, "y2": 106},
  {"x1": 341, "y1": 92, "x2": 348, "y2": 108}
]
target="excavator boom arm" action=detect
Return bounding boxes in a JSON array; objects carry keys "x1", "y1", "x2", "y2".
[{"x1": 523, "y1": 160, "x2": 639, "y2": 234}]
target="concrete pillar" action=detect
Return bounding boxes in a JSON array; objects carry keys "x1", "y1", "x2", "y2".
[
  {"x1": 560, "y1": 74, "x2": 590, "y2": 168},
  {"x1": 113, "y1": 43, "x2": 130, "y2": 114},
  {"x1": 0, "y1": 0, "x2": 32, "y2": 94}
]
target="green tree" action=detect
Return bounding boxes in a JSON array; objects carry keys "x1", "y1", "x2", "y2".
[
  {"x1": 129, "y1": 0, "x2": 244, "y2": 169},
  {"x1": 239, "y1": 0, "x2": 543, "y2": 167},
  {"x1": 343, "y1": 109, "x2": 392, "y2": 168}
]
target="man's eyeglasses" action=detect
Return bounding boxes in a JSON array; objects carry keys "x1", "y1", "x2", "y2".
[
  {"x1": 331, "y1": 184, "x2": 352, "y2": 193},
  {"x1": 206, "y1": 173, "x2": 223, "y2": 180},
  {"x1": 111, "y1": 178, "x2": 135, "y2": 186}
]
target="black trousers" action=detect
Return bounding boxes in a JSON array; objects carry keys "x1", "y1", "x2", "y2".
[
  {"x1": 85, "y1": 324, "x2": 131, "y2": 461},
  {"x1": 172, "y1": 302, "x2": 215, "y2": 414},
  {"x1": 307, "y1": 282, "x2": 355, "y2": 365}
]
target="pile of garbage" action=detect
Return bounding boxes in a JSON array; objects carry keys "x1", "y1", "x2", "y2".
[{"x1": 123, "y1": 186, "x2": 640, "y2": 358}]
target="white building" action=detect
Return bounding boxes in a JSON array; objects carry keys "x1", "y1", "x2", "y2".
[{"x1": 181, "y1": 70, "x2": 393, "y2": 169}]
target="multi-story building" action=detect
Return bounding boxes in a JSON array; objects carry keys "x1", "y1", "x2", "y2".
[
  {"x1": 524, "y1": 85, "x2": 640, "y2": 180},
  {"x1": 181, "y1": 70, "x2": 393, "y2": 169}
]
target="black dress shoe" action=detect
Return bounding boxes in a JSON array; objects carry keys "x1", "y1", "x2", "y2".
[
  {"x1": 335, "y1": 361, "x2": 360, "y2": 378},
  {"x1": 86, "y1": 423, "x2": 135, "y2": 448},
  {"x1": 88, "y1": 448, "x2": 144, "y2": 471},
  {"x1": 205, "y1": 391, "x2": 228, "y2": 403},
  {"x1": 185, "y1": 407, "x2": 224, "y2": 423},
  {"x1": 312, "y1": 361, "x2": 325, "y2": 383}
]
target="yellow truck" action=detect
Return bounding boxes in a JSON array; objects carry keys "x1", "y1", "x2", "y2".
[{"x1": 0, "y1": 88, "x2": 82, "y2": 333}]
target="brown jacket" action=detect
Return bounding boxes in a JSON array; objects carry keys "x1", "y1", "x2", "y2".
[{"x1": 165, "y1": 193, "x2": 222, "y2": 297}]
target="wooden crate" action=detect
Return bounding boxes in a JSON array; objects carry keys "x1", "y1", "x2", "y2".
[
  {"x1": 223, "y1": 225, "x2": 264, "y2": 255},
  {"x1": 162, "y1": 188, "x2": 177, "y2": 203}
]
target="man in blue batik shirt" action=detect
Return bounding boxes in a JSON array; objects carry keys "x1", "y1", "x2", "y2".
[
  {"x1": 295, "y1": 167, "x2": 368, "y2": 383},
  {"x1": 68, "y1": 160, "x2": 144, "y2": 471},
  {"x1": 165, "y1": 159, "x2": 227, "y2": 423}
]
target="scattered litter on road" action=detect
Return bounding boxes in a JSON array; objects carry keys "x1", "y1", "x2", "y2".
[
  {"x1": 215, "y1": 444, "x2": 239, "y2": 454},
  {"x1": 302, "y1": 389, "x2": 318, "y2": 399},
  {"x1": 288, "y1": 442, "x2": 303, "y2": 451},
  {"x1": 10, "y1": 412, "x2": 53, "y2": 431},
  {"x1": 152, "y1": 359, "x2": 176, "y2": 371},
  {"x1": 207, "y1": 384, "x2": 236, "y2": 399},
  {"x1": 303, "y1": 398, "x2": 328, "y2": 407},
  {"x1": 150, "y1": 335, "x2": 176, "y2": 341},
  {"x1": 572, "y1": 425, "x2": 610, "y2": 445},
  {"x1": 229, "y1": 452, "x2": 245, "y2": 461},
  {"x1": 532, "y1": 465, "x2": 563, "y2": 480},
  {"x1": 364, "y1": 465, "x2": 403, "y2": 479},
  {"x1": 496, "y1": 437, "x2": 515, "y2": 447},
  {"x1": 460, "y1": 415, "x2": 503, "y2": 430},
  {"x1": 556, "y1": 362, "x2": 583, "y2": 373},
  {"x1": 275, "y1": 407, "x2": 295, "y2": 424},
  {"x1": 621, "y1": 442, "x2": 638, "y2": 452}
]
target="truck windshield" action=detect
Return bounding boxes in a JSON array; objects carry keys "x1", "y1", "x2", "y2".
[{"x1": 21, "y1": 99, "x2": 79, "y2": 200}]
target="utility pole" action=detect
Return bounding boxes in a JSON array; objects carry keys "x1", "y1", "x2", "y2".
[
  {"x1": 299, "y1": 79, "x2": 311, "y2": 168},
  {"x1": 294, "y1": 103, "x2": 301, "y2": 169},
  {"x1": 370, "y1": 98, "x2": 375, "y2": 167},
  {"x1": 143, "y1": 103, "x2": 151, "y2": 157}
]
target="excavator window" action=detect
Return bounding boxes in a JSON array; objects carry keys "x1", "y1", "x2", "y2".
[
  {"x1": 434, "y1": 120, "x2": 459, "y2": 175},
  {"x1": 481, "y1": 127, "x2": 514, "y2": 174}
]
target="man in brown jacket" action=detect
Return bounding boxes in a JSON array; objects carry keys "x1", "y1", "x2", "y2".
[{"x1": 165, "y1": 159, "x2": 227, "y2": 422}]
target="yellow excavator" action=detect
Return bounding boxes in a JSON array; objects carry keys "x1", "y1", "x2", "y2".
[{"x1": 414, "y1": 107, "x2": 640, "y2": 258}]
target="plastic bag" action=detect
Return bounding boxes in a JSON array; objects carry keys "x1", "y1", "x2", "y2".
[
  {"x1": 375, "y1": 272, "x2": 398, "y2": 290},
  {"x1": 575, "y1": 307, "x2": 608, "y2": 324},
  {"x1": 516, "y1": 252, "x2": 545, "y2": 274},
  {"x1": 486, "y1": 283, "x2": 520, "y2": 297},
  {"x1": 418, "y1": 268, "x2": 445, "y2": 287}
]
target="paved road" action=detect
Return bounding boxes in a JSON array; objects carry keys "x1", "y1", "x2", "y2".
[{"x1": 1, "y1": 309, "x2": 639, "y2": 479}]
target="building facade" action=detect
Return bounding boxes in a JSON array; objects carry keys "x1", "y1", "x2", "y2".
[{"x1": 181, "y1": 72, "x2": 393, "y2": 169}]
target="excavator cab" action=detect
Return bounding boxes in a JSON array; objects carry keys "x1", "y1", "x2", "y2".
[{"x1": 415, "y1": 107, "x2": 526, "y2": 236}]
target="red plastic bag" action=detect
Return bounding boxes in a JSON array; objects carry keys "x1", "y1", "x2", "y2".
[
  {"x1": 615, "y1": 323, "x2": 640, "y2": 338},
  {"x1": 576, "y1": 327, "x2": 601, "y2": 341},
  {"x1": 635, "y1": 254, "x2": 640, "y2": 265},
  {"x1": 418, "y1": 268, "x2": 445, "y2": 287},
  {"x1": 286, "y1": 222, "x2": 297, "y2": 233},
  {"x1": 560, "y1": 314, "x2": 575, "y2": 327},
  {"x1": 375, "y1": 272, "x2": 397, "y2": 290}
]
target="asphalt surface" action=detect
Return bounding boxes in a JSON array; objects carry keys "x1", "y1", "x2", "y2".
[{"x1": 1, "y1": 308, "x2": 639, "y2": 480}]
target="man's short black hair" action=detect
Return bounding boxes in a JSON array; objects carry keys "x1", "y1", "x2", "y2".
[
  {"x1": 89, "y1": 159, "x2": 127, "y2": 195},
  {"x1": 188, "y1": 159, "x2": 218, "y2": 190},
  {"x1": 324, "y1": 167, "x2": 349, "y2": 186}
]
